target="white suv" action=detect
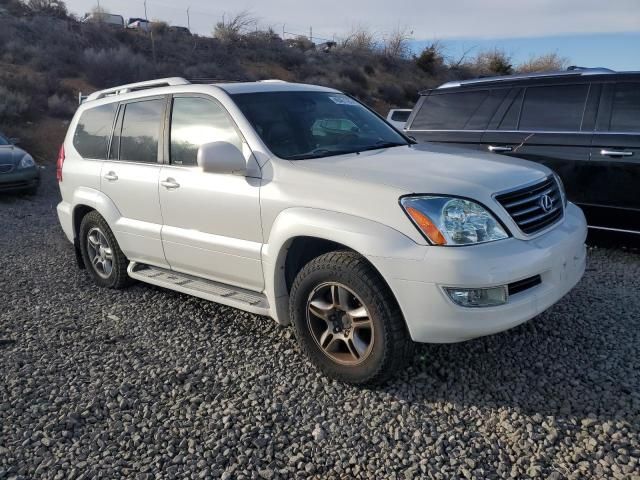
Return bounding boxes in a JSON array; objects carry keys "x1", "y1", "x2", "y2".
[{"x1": 56, "y1": 78, "x2": 587, "y2": 384}]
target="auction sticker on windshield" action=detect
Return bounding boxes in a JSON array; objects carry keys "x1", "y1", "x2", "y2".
[{"x1": 328, "y1": 95, "x2": 360, "y2": 106}]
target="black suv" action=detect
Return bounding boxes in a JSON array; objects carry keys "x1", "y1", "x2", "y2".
[{"x1": 404, "y1": 68, "x2": 640, "y2": 235}]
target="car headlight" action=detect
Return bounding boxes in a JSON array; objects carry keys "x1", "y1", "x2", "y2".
[
  {"x1": 18, "y1": 154, "x2": 35, "y2": 169},
  {"x1": 400, "y1": 196, "x2": 509, "y2": 246}
]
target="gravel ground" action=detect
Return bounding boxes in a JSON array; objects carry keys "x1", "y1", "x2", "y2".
[{"x1": 1, "y1": 170, "x2": 639, "y2": 480}]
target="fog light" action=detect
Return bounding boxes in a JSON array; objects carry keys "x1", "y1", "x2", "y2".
[{"x1": 444, "y1": 285, "x2": 508, "y2": 307}]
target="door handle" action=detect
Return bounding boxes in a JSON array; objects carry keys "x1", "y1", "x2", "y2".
[
  {"x1": 104, "y1": 171, "x2": 118, "y2": 181},
  {"x1": 160, "y1": 178, "x2": 180, "y2": 189},
  {"x1": 601, "y1": 149, "x2": 633, "y2": 157},
  {"x1": 488, "y1": 145, "x2": 513, "y2": 153}
]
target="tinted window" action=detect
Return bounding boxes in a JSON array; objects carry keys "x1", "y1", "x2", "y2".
[
  {"x1": 519, "y1": 84, "x2": 588, "y2": 131},
  {"x1": 117, "y1": 99, "x2": 164, "y2": 163},
  {"x1": 390, "y1": 110, "x2": 411, "y2": 122},
  {"x1": 411, "y1": 91, "x2": 489, "y2": 130},
  {"x1": 170, "y1": 97, "x2": 242, "y2": 166},
  {"x1": 73, "y1": 103, "x2": 117, "y2": 159},
  {"x1": 610, "y1": 83, "x2": 640, "y2": 132},
  {"x1": 498, "y1": 89, "x2": 524, "y2": 130},
  {"x1": 0, "y1": 135, "x2": 9, "y2": 146}
]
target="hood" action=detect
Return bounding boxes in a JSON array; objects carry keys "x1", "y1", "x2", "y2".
[
  {"x1": 0, "y1": 145, "x2": 27, "y2": 166},
  {"x1": 293, "y1": 143, "x2": 550, "y2": 196}
]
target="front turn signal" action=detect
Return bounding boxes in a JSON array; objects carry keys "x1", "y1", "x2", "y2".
[{"x1": 405, "y1": 207, "x2": 447, "y2": 245}]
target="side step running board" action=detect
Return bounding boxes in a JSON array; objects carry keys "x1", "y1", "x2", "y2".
[{"x1": 127, "y1": 262, "x2": 270, "y2": 316}]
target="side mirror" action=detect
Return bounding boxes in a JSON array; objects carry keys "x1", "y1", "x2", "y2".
[
  {"x1": 197, "y1": 141, "x2": 246, "y2": 175},
  {"x1": 9, "y1": 137, "x2": 20, "y2": 145}
]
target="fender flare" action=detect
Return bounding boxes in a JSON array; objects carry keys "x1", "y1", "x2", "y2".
[
  {"x1": 262, "y1": 207, "x2": 423, "y2": 324},
  {"x1": 71, "y1": 187, "x2": 123, "y2": 239}
]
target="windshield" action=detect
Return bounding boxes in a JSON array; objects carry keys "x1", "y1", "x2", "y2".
[
  {"x1": 231, "y1": 91, "x2": 409, "y2": 160},
  {"x1": 0, "y1": 135, "x2": 9, "y2": 146}
]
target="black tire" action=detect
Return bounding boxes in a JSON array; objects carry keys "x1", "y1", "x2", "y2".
[
  {"x1": 79, "y1": 210, "x2": 132, "y2": 289},
  {"x1": 24, "y1": 185, "x2": 38, "y2": 196},
  {"x1": 290, "y1": 250, "x2": 414, "y2": 385}
]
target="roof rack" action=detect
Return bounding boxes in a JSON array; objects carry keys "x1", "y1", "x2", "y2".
[
  {"x1": 85, "y1": 77, "x2": 191, "y2": 102},
  {"x1": 436, "y1": 67, "x2": 616, "y2": 90}
]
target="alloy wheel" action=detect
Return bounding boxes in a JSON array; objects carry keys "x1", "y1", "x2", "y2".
[
  {"x1": 306, "y1": 282, "x2": 375, "y2": 365},
  {"x1": 86, "y1": 227, "x2": 114, "y2": 279}
]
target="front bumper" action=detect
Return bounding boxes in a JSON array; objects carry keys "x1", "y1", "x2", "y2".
[
  {"x1": 369, "y1": 203, "x2": 588, "y2": 343},
  {"x1": 0, "y1": 167, "x2": 40, "y2": 192}
]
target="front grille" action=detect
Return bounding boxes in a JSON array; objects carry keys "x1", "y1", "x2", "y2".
[
  {"x1": 508, "y1": 275, "x2": 542, "y2": 296},
  {"x1": 495, "y1": 176, "x2": 563, "y2": 235},
  {"x1": 0, "y1": 164, "x2": 14, "y2": 174}
]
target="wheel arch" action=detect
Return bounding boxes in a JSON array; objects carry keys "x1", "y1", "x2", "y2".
[{"x1": 263, "y1": 208, "x2": 423, "y2": 326}]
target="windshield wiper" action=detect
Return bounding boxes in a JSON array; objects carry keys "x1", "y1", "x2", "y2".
[
  {"x1": 287, "y1": 149, "x2": 360, "y2": 160},
  {"x1": 355, "y1": 141, "x2": 407, "y2": 153}
]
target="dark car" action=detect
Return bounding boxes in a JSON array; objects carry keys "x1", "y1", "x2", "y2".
[
  {"x1": 405, "y1": 68, "x2": 640, "y2": 235},
  {"x1": 0, "y1": 134, "x2": 40, "y2": 194}
]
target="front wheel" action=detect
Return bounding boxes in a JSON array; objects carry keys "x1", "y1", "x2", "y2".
[
  {"x1": 79, "y1": 211, "x2": 132, "y2": 289},
  {"x1": 289, "y1": 251, "x2": 414, "y2": 385}
]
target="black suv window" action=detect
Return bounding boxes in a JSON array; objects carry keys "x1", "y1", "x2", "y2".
[
  {"x1": 609, "y1": 83, "x2": 640, "y2": 132},
  {"x1": 73, "y1": 103, "x2": 118, "y2": 159},
  {"x1": 411, "y1": 91, "x2": 489, "y2": 130},
  {"x1": 115, "y1": 99, "x2": 164, "y2": 163},
  {"x1": 170, "y1": 97, "x2": 242, "y2": 166},
  {"x1": 519, "y1": 84, "x2": 589, "y2": 132}
]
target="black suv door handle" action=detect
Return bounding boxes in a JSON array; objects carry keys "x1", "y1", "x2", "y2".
[
  {"x1": 488, "y1": 145, "x2": 512, "y2": 153},
  {"x1": 601, "y1": 149, "x2": 633, "y2": 157}
]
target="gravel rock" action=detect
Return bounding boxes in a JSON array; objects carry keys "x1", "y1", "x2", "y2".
[{"x1": 0, "y1": 172, "x2": 639, "y2": 479}]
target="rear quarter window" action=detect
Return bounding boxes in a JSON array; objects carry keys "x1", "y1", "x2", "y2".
[
  {"x1": 410, "y1": 90, "x2": 489, "y2": 130},
  {"x1": 73, "y1": 103, "x2": 118, "y2": 159},
  {"x1": 609, "y1": 82, "x2": 640, "y2": 132}
]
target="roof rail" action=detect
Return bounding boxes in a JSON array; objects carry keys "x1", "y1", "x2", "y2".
[
  {"x1": 436, "y1": 67, "x2": 616, "y2": 90},
  {"x1": 85, "y1": 77, "x2": 191, "y2": 101}
]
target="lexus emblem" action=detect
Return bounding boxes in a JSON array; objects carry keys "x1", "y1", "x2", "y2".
[{"x1": 540, "y1": 194, "x2": 554, "y2": 212}]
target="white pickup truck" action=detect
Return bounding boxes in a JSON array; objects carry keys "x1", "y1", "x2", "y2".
[{"x1": 56, "y1": 78, "x2": 587, "y2": 384}]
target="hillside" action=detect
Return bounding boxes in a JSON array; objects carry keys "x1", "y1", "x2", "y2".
[{"x1": 0, "y1": 0, "x2": 565, "y2": 162}]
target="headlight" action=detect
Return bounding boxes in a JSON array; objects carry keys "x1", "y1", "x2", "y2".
[
  {"x1": 400, "y1": 196, "x2": 509, "y2": 246},
  {"x1": 18, "y1": 154, "x2": 35, "y2": 169}
]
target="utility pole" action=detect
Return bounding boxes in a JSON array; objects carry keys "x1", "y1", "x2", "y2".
[
  {"x1": 143, "y1": 0, "x2": 148, "y2": 20},
  {"x1": 309, "y1": 26, "x2": 312, "y2": 43},
  {"x1": 187, "y1": 6, "x2": 190, "y2": 30}
]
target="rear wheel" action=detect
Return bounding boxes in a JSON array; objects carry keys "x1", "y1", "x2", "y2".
[
  {"x1": 290, "y1": 251, "x2": 414, "y2": 385},
  {"x1": 79, "y1": 211, "x2": 132, "y2": 289}
]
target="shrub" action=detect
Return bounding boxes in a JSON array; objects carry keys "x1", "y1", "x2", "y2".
[
  {"x1": 415, "y1": 43, "x2": 445, "y2": 75},
  {"x1": 47, "y1": 94, "x2": 75, "y2": 118},
  {"x1": 517, "y1": 53, "x2": 568, "y2": 73},
  {"x1": 213, "y1": 11, "x2": 257, "y2": 42},
  {"x1": 83, "y1": 46, "x2": 153, "y2": 87},
  {"x1": 377, "y1": 84, "x2": 404, "y2": 106},
  {"x1": 340, "y1": 67, "x2": 368, "y2": 88},
  {"x1": 0, "y1": 87, "x2": 29, "y2": 120},
  {"x1": 26, "y1": 0, "x2": 67, "y2": 18}
]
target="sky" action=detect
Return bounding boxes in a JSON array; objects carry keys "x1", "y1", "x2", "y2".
[{"x1": 65, "y1": 0, "x2": 640, "y2": 70}]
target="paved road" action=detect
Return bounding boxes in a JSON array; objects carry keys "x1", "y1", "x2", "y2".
[{"x1": 1, "y1": 170, "x2": 639, "y2": 479}]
